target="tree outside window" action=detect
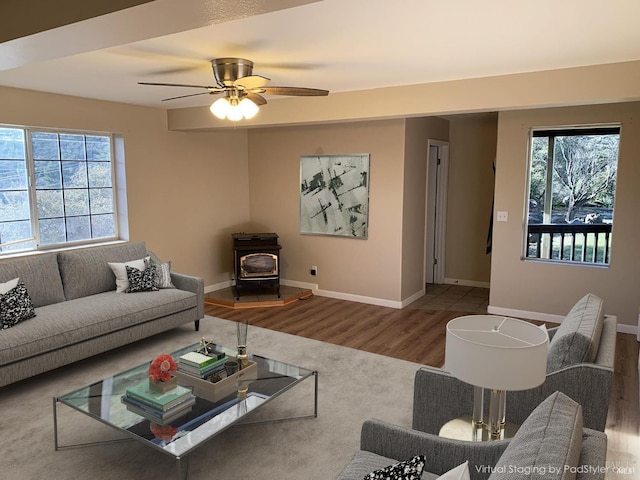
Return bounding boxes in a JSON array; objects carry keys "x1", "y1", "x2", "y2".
[
  {"x1": 526, "y1": 126, "x2": 620, "y2": 265},
  {"x1": 0, "y1": 126, "x2": 117, "y2": 254}
]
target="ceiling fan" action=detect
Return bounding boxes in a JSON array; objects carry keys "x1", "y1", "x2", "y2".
[{"x1": 139, "y1": 57, "x2": 329, "y2": 121}]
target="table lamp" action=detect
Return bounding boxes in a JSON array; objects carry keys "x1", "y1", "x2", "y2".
[{"x1": 445, "y1": 315, "x2": 548, "y2": 439}]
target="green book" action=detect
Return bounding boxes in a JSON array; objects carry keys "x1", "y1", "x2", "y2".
[
  {"x1": 125, "y1": 380, "x2": 193, "y2": 411},
  {"x1": 179, "y1": 351, "x2": 222, "y2": 368}
]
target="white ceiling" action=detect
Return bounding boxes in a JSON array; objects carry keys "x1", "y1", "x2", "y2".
[{"x1": 1, "y1": 0, "x2": 639, "y2": 111}]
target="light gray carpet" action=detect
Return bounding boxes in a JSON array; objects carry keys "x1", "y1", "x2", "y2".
[{"x1": 1, "y1": 316, "x2": 422, "y2": 480}]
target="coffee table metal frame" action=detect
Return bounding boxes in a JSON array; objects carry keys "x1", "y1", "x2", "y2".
[{"x1": 53, "y1": 342, "x2": 318, "y2": 480}]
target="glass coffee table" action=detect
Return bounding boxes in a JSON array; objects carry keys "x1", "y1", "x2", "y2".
[{"x1": 53, "y1": 343, "x2": 318, "y2": 480}]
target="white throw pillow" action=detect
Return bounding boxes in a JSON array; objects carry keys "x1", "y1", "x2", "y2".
[
  {"x1": 108, "y1": 257, "x2": 148, "y2": 293},
  {"x1": 438, "y1": 461, "x2": 470, "y2": 480},
  {"x1": 538, "y1": 323, "x2": 550, "y2": 351},
  {"x1": 0, "y1": 277, "x2": 20, "y2": 294}
]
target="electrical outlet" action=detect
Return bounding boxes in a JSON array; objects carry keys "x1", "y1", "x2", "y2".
[
  {"x1": 310, "y1": 266, "x2": 317, "y2": 276},
  {"x1": 497, "y1": 211, "x2": 509, "y2": 222}
]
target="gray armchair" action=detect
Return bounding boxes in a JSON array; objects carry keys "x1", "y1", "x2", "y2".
[
  {"x1": 412, "y1": 314, "x2": 617, "y2": 433},
  {"x1": 337, "y1": 392, "x2": 607, "y2": 480}
]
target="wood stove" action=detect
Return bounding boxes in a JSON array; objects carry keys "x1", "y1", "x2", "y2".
[{"x1": 232, "y1": 233, "x2": 281, "y2": 299}]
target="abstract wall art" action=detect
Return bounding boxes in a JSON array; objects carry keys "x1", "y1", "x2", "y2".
[{"x1": 299, "y1": 154, "x2": 370, "y2": 238}]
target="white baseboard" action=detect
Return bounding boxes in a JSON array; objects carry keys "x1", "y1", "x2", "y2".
[
  {"x1": 618, "y1": 322, "x2": 639, "y2": 336},
  {"x1": 204, "y1": 280, "x2": 233, "y2": 294},
  {"x1": 401, "y1": 288, "x2": 427, "y2": 308},
  {"x1": 444, "y1": 278, "x2": 491, "y2": 289},
  {"x1": 279, "y1": 279, "x2": 316, "y2": 290},
  {"x1": 487, "y1": 305, "x2": 565, "y2": 324},
  {"x1": 314, "y1": 288, "x2": 404, "y2": 309},
  {"x1": 488, "y1": 304, "x2": 637, "y2": 336},
  {"x1": 206, "y1": 278, "x2": 400, "y2": 307}
]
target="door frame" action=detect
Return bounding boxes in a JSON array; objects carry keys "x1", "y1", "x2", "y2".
[{"x1": 424, "y1": 140, "x2": 449, "y2": 285}]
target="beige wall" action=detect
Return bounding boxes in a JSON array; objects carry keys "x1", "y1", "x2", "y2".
[
  {"x1": 401, "y1": 117, "x2": 450, "y2": 299},
  {"x1": 247, "y1": 120, "x2": 408, "y2": 303},
  {"x1": 491, "y1": 102, "x2": 640, "y2": 327},
  {"x1": 0, "y1": 86, "x2": 250, "y2": 286},
  {"x1": 445, "y1": 114, "x2": 497, "y2": 284}
]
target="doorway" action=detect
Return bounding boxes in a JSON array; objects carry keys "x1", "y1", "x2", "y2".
[{"x1": 425, "y1": 140, "x2": 449, "y2": 285}]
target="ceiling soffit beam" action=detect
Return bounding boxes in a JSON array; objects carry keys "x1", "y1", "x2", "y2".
[
  {"x1": 0, "y1": 0, "x2": 321, "y2": 71},
  {"x1": 166, "y1": 60, "x2": 640, "y2": 131}
]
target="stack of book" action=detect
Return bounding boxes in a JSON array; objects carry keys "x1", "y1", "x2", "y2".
[
  {"x1": 122, "y1": 380, "x2": 195, "y2": 425},
  {"x1": 177, "y1": 350, "x2": 228, "y2": 379}
]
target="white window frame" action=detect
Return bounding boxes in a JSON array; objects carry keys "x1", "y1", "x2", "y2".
[
  {"x1": 524, "y1": 124, "x2": 620, "y2": 266},
  {"x1": 0, "y1": 124, "x2": 122, "y2": 255}
]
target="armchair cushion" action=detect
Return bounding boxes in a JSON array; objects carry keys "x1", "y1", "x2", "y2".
[
  {"x1": 547, "y1": 293, "x2": 604, "y2": 372},
  {"x1": 488, "y1": 391, "x2": 583, "y2": 480},
  {"x1": 363, "y1": 454, "x2": 426, "y2": 480}
]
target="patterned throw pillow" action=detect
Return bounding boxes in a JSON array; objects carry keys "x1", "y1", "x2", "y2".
[
  {"x1": 125, "y1": 265, "x2": 158, "y2": 293},
  {"x1": 0, "y1": 281, "x2": 36, "y2": 330},
  {"x1": 108, "y1": 256, "x2": 149, "y2": 293},
  {"x1": 363, "y1": 455, "x2": 426, "y2": 480},
  {"x1": 153, "y1": 260, "x2": 175, "y2": 289}
]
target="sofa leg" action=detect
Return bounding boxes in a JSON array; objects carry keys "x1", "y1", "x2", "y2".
[{"x1": 194, "y1": 320, "x2": 200, "y2": 331}]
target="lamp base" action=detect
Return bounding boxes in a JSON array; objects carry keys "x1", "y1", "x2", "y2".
[{"x1": 439, "y1": 416, "x2": 519, "y2": 442}]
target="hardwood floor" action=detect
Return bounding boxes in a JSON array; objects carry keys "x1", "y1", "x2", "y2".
[{"x1": 205, "y1": 293, "x2": 639, "y2": 477}]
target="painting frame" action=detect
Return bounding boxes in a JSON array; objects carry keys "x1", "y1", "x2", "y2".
[{"x1": 299, "y1": 153, "x2": 370, "y2": 238}]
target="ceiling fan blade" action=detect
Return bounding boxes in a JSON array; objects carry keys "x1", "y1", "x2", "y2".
[
  {"x1": 138, "y1": 81, "x2": 222, "y2": 91},
  {"x1": 161, "y1": 92, "x2": 220, "y2": 101},
  {"x1": 233, "y1": 75, "x2": 270, "y2": 90},
  {"x1": 246, "y1": 93, "x2": 267, "y2": 106},
  {"x1": 259, "y1": 86, "x2": 329, "y2": 96}
]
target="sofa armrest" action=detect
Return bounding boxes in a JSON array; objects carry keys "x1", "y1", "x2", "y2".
[
  {"x1": 577, "y1": 428, "x2": 608, "y2": 480},
  {"x1": 361, "y1": 419, "x2": 507, "y2": 480},
  {"x1": 147, "y1": 250, "x2": 205, "y2": 320},
  {"x1": 412, "y1": 366, "x2": 475, "y2": 434},
  {"x1": 171, "y1": 271, "x2": 204, "y2": 319}
]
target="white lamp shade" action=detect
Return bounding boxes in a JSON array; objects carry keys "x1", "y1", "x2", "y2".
[{"x1": 445, "y1": 315, "x2": 548, "y2": 391}]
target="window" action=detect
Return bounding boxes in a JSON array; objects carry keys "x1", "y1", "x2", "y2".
[
  {"x1": 0, "y1": 126, "x2": 118, "y2": 254},
  {"x1": 525, "y1": 125, "x2": 619, "y2": 265}
]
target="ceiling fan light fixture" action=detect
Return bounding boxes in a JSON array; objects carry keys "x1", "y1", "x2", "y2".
[
  {"x1": 226, "y1": 103, "x2": 244, "y2": 122},
  {"x1": 210, "y1": 97, "x2": 230, "y2": 119},
  {"x1": 209, "y1": 96, "x2": 259, "y2": 121},
  {"x1": 239, "y1": 97, "x2": 259, "y2": 119}
]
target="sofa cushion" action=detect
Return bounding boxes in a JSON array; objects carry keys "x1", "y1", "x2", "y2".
[
  {"x1": 547, "y1": 293, "x2": 604, "y2": 372},
  {"x1": 363, "y1": 455, "x2": 426, "y2": 480},
  {"x1": 0, "y1": 253, "x2": 65, "y2": 307},
  {"x1": 437, "y1": 463, "x2": 469, "y2": 480},
  {"x1": 126, "y1": 264, "x2": 158, "y2": 293},
  {"x1": 0, "y1": 288, "x2": 196, "y2": 366},
  {"x1": 0, "y1": 277, "x2": 19, "y2": 294},
  {"x1": 337, "y1": 451, "x2": 441, "y2": 480},
  {"x1": 152, "y1": 260, "x2": 175, "y2": 289},
  {"x1": 488, "y1": 391, "x2": 583, "y2": 480},
  {"x1": 57, "y1": 242, "x2": 147, "y2": 300},
  {"x1": 108, "y1": 256, "x2": 148, "y2": 293},
  {"x1": 0, "y1": 281, "x2": 36, "y2": 329}
]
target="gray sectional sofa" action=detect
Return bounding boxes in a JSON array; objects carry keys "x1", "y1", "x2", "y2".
[
  {"x1": 0, "y1": 241, "x2": 204, "y2": 387},
  {"x1": 338, "y1": 391, "x2": 607, "y2": 480}
]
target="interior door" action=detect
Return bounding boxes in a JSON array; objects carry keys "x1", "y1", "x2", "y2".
[
  {"x1": 425, "y1": 141, "x2": 449, "y2": 284},
  {"x1": 425, "y1": 145, "x2": 438, "y2": 283}
]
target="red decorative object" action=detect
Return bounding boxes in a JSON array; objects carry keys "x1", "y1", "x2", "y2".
[
  {"x1": 150, "y1": 422, "x2": 178, "y2": 441},
  {"x1": 149, "y1": 353, "x2": 177, "y2": 382}
]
